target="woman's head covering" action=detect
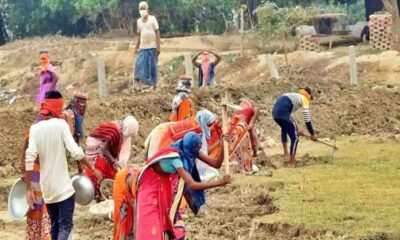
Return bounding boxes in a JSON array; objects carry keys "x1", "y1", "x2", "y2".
[
  {"x1": 171, "y1": 132, "x2": 205, "y2": 214},
  {"x1": 122, "y1": 116, "x2": 139, "y2": 138},
  {"x1": 234, "y1": 99, "x2": 255, "y2": 124},
  {"x1": 118, "y1": 116, "x2": 139, "y2": 166},
  {"x1": 39, "y1": 52, "x2": 50, "y2": 74},
  {"x1": 195, "y1": 109, "x2": 216, "y2": 154},
  {"x1": 68, "y1": 91, "x2": 89, "y2": 116},
  {"x1": 171, "y1": 132, "x2": 202, "y2": 168},
  {"x1": 299, "y1": 87, "x2": 313, "y2": 101},
  {"x1": 176, "y1": 77, "x2": 192, "y2": 93},
  {"x1": 40, "y1": 92, "x2": 64, "y2": 118}
]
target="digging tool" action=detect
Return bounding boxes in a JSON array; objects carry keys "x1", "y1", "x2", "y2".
[
  {"x1": 316, "y1": 138, "x2": 339, "y2": 150},
  {"x1": 302, "y1": 134, "x2": 339, "y2": 150},
  {"x1": 221, "y1": 102, "x2": 243, "y2": 111},
  {"x1": 221, "y1": 92, "x2": 230, "y2": 175},
  {"x1": 330, "y1": 137, "x2": 337, "y2": 164}
]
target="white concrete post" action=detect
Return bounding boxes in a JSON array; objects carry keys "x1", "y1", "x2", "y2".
[
  {"x1": 97, "y1": 58, "x2": 109, "y2": 97},
  {"x1": 184, "y1": 54, "x2": 194, "y2": 80},
  {"x1": 266, "y1": 54, "x2": 280, "y2": 79},
  {"x1": 348, "y1": 46, "x2": 357, "y2": 86}
]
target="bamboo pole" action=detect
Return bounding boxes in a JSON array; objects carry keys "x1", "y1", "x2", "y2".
[
  {"x1": 240, "y1": 8, "x2": 245, "y2": 57},
  {"x1": 222, "y1": 92, "x2": 230, "y2": 175}
]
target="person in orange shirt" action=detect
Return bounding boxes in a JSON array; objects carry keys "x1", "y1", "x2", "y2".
[{"x1": 169, "y1": 76, "x2": 195, "y2": 122}]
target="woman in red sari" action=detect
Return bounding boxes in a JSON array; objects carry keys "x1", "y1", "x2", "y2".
[
  {"x1": 85, "y1": 116, "x2": 139, "y2": 200},
  {"x1": 113, "y1": 132, "x2": 231, "y2": 240}
]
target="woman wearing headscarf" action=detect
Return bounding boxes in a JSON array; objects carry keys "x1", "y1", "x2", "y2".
[
  {"x1": 61, "y1": 91, "x2": 89, "y2": 172},
  {"x1": 36, "y1": 50, "x2": 59, "y2": 104},
  {"x1": 61, "y1": 91, "x2": 89, "y2": 143},
  {"x1": 145, "y1": 109, "x2": 221, "y2": 180},
  {"x1": 84, "y1": 116, "x2": 139, "y2": 200},
  {"x1": 113, "y1": 132, "x2": 231, "y2": 240},
  {"x1": 169, "y1": 76, "x2": 195, "y2": 122},
  {"x1": 227, "y1": 99, "x2": 261, "y2": 172},
  {"x1": 192, "y1": 51, "x2": 221, "y2": 87}
]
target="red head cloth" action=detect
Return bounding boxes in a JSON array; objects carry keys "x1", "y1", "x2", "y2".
[
  {"x1": 39, "y1": 52, "x2": 50, "y2": 74},
  {"x1": 40, "y1": 98, "x2": 64, "y2": 118}
]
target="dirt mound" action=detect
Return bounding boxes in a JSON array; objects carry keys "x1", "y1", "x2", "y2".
[
  {"x1": 2, "y1": 75, "x2": 400, "y2": 172},
  {"x1": 248, "y1": 222, "x2": 345, "y2": 240},
  {"x1": 296, "y1": 154, "x2": 331, "y2": 167},
  {"x1": 74, "y1": 212, "x2": 113, "y2": 240},
  {"x1": 186, "y1": 184, "x2": 279, "y2": 240},
  {"x1": 361, "y1": 233, "x2": 392, "y2": 240}
]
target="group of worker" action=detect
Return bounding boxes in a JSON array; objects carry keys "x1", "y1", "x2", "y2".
[{"x1": 19, "y1": 1, "x2": 318, "y2": 238}]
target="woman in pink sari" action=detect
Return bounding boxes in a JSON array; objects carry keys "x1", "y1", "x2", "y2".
[
  {"x1": 36, "y1": 50, "x2": 59, "y2": 104},
  {"x1": 135, "y1": 132, "x2": 231, "y2": 240},
  {"x1": 192, "y1": 51, "x2": 221, "y2": 87}
]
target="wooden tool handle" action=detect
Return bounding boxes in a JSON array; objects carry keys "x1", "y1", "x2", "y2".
[
  {"x1": 303, "y1": 134, "x2": 338, "y2": 150},
  {"x1": 222, "y1": 92, "x2": 230, "y2": 175},
  {"x1": 317, "y1": 139, "x2": 339, "y2": 150}
]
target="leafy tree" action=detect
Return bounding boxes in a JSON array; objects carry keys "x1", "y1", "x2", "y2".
[
  {"x1": 0, "y1": 0, "x2": 9, "y2": 45},
  {"x1": 255, "y1": 3, "x2": 317, "y2": 72}
]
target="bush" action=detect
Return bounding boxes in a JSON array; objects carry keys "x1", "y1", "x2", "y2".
[
  {"x1": 314, "y1": 0, "x2": 366, "y2": 25},
  {"x1": 254, "y1": 3, "x2": 317, "y2": 40}
]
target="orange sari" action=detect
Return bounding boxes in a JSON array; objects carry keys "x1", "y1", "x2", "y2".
[
  {"x1": 113, "y1": 167, "x2": 140, "y2": 240},
  {"x1": 170, "y1": 98, "x2": 195, "y2": 122},
  {"x1": 228, "y1": 116, "x2": 253, "y2": 172}
]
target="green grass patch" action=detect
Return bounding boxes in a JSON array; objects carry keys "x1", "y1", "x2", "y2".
[
  {"x1": 249, "y1": 137, "x2": 400, "y2": 237},
  {"x1": 223, "y1": 54, "x2": 237, "y2": 67},
  {"x1": 167, "y1": 55, "x2": 184, "y2": 75}
]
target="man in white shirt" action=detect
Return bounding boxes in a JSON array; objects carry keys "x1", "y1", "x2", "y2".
[
  {"x1": 134, "y1": 1, "x2": 160, "y2": 89},
  {"x1": 25, "y1": 91, "x2": 101, "y2": 240}
]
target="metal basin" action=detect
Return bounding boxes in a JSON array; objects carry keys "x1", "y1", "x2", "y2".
[
  {"x1": 71, "y1": 174, "x2": 95, "y2": 206},
  {"x1": 8, "y1": 179, "x2": 29, "y2": 221}
]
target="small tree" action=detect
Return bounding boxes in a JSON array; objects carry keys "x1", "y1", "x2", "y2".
[
  {"x1": 256, "y1": 3, "x2": 317, "y2": 73},
  {"x1": 0, "y1": 7, "x2": 9, "y2": 45}
]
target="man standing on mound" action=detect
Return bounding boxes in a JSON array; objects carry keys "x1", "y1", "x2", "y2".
[
  {"x1": 134, "y1": 1, "x2": 160, "y2": 90},
  {"x1": 272, "y1": 87, "x2": 318, "y2": 165}
]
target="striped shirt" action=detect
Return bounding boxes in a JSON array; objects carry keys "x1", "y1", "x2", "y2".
[{"x1": 283, "y1": 93, "x2": 312, "y2": 123}]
